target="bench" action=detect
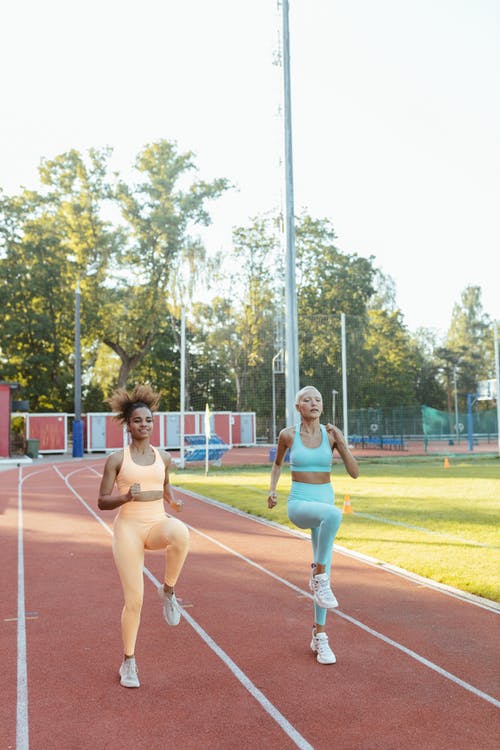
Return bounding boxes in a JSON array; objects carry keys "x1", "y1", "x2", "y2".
[
  {"x1": 350, "y1": 435, "x2": 405, "y2": 450},
  {"x1": 184, "y1": 434, "x2": 229, "y2": 463}
]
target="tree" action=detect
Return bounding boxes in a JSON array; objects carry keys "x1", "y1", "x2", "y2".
[
  {"x1": 204, "y1": 213, "x2": 381, "y2": 432},
  {"x1": 101, "y1": 140, "x2": 230, "y2": 387},
  {"x1": 188, "y1": 298, "x2": 240, "y2": 411},
  {"x1": 296, "y1": 214, "x2": 375, "y2": 318},
  {"x1": 0, "y1": 141, "x2": 231, "y2": 410},
  {"x1": 368, "y1": 269, "x2": 398, "y2": 312},
  {"x1": 0, "y1": 190, "x2": 77, "y2": 409},
  {"x1": 35, "y1": 148, "x2": 124, "y2": 404},
  {"x1": 293, "y1": 214, "x2": 376, "y2": 416},
  {"x1": 445, "y1": 286, "x2": 492, "y2": 407},
  {"x1": 410, "y1": 329, "x2": 447, "y2": 409},
  {"x1": 363, "y1": 310, "x2": 421, "y2": 407}
]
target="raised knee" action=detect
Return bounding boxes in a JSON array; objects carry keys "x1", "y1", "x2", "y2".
[
  {"x1": 174, "y1": 522, "x2": 189, "y2": 547},
  {"x1": 325, "y1": 506, "x2": 342, "y2": 526}
]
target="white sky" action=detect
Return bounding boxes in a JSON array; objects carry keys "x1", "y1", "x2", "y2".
[{"x1": 1, "y1": 0, "x2": 499, "y2": 335}]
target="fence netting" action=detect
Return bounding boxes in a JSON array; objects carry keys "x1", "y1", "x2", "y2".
[{"x1": 183, "y1": 312, "x2": 498, "y2": 444}]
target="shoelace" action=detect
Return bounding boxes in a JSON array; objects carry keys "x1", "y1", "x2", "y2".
[
  {"x1": 314, "y1": 576, "x2": 333, "y2": 600},
  {"x1": 124, "y1": 661, "x2": 138, "y2": 677},
  {"x1": 166, "y1": 594, "x2": 180, "y2": 610},
  {"x1": 315, "y1": 635, "x2": 331, "y2": 658}
]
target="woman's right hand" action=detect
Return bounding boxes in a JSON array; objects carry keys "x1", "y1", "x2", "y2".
[{"x1": 267, "y1": 491, "x2": 277, "y2": 509}]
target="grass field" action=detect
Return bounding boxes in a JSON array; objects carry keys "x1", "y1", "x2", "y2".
[{"x1": 172, "y1": 457, "x2": 500, "y2": 603}]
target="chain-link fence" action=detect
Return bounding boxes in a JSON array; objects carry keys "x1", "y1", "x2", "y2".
[{"x1": 183, "y1": 313, "x2": 498, "y2": 446}]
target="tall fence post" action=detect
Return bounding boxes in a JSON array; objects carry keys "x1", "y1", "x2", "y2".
[{"x1": 467, "y1": 393, "x2": 476, "y2": 451}]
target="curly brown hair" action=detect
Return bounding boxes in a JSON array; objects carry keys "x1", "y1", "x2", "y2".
[{"x1": 107, "y1": 384, "x2": 161, "y2": 424}]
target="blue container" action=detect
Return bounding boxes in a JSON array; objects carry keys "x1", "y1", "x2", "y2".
[
  {"x1": 72, "y1": 420, "x2": 84, "y2": 458},
  {"x1": 269, "y1": 448, "x2": 290, "y2": 463}
]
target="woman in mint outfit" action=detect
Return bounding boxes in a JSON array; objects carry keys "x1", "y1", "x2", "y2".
[{"x1": 268, "y1": 386, "x2": 359, "y2": 664}]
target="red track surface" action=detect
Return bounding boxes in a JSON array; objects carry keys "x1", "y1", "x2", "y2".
[{"x1": 1, "y1": 459, "x2": 499, "y2": 750}]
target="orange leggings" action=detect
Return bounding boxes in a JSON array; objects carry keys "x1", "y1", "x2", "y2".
[{"x1": 112, "y1": 500, "x2": 189, "y2": 655}]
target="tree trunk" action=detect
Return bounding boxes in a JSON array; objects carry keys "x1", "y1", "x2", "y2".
[{"x1": 103, "y1": 337, "x2": 153, "y2": 389}]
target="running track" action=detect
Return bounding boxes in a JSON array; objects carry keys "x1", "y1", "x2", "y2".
[{"x1": 1, "y1": 459, "x2": 499, "y2": 750}]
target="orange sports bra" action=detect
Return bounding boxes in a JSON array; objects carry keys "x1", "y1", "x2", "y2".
[{"x1": 115, "y1": 445, "x2": 165, "y2": 494}]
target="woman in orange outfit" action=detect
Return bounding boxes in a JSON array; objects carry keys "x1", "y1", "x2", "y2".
[{"x1": 98, "y1": 384, "x2": 189, "y2": 688}]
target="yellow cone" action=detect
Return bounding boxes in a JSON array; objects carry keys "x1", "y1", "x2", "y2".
[{"x1": 444, "y1": 457, "x2": 450, "y2": 469}]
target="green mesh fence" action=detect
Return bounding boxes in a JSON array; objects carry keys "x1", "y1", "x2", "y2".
[
  {"x1": 181, "y1": 312, "x2": 498, "y2": 444},
  {"x1": 349, "y1": 406, "x2": 423, "y2": 438},
  {"x1": 421, "y1": 405, "x2": 498, "y2": 438}
]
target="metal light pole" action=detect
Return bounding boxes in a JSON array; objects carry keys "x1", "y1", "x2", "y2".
[
  {"x1": 72, "y1": 281, "x2": 84, "y2": 457},
  {"x1": 282, "y1": 0, "x2": 300, "y2": 425}
]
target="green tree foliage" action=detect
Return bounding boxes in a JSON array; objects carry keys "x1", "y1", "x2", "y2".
[
  {"x1": 103, "y1": 140, "x2": 230, "y2": 387},
  {"x1": 231, "y1": 218, "x2": 279, "y2": 415},
  {"x1": 183, "y1": 217, "x2": 280, "y2": 435},
  {"x1": 295, "y1": 215, "x2": 376, "y2": 418},
  {"x1": 188, "y1": 299, "x2": 240, "y2": 411},
  {"x1": 0, "y1": 141, "x2": 230, "y2": 410},
  {"x1": 129, "y1": 322, "x2": 180, "y2": 410},
  {"x1": 1, "y1": 144, "x2": 495, "y2": 434},
  {"x1": 362, "y1": 310, "x2": 421, "y2": 407},
  {"x1": 409, "y1": 329, "x2": 447, "y2": 410},
  {"x1": 35, "y1": 148, "x2": 123, "y2": 408},
  {"x1": 445, "y1": 286, "x2": 493, "y2": 406},
  {"x1": 296, "y1": 214, "x2": 375, "y2": 318},
  {"x1": 196, "y1": 212, "x2": 433, "y2": 434},
  {"x1": 0, "y1": 190, "x2": 76, "y2": 409}
]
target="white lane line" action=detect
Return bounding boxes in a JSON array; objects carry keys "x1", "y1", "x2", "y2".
[
  {"x1": 333, "y1": 610, "x2": 500, "y2": 708},
  {"x1": 177, "y1": 488, "x2": 500, "y2": 613},
  {"x1": 143, "y1": 566, "x2": 314, "y2": 750},
  {"x1": 174, "y1": 489, "x2": 500, "y2": 709},
  {"x1": 16, "y1": 465, "x2": 29, "y2": 750},
  {"x1": 16, "y1": 466, "x2": 52, "y2": 750},
  {"x1": 56, "y1": 467, "x2": 500, "y2": 708},
  {"x1": 53, "y1": 466, "x2": 314, "y2": 750}
]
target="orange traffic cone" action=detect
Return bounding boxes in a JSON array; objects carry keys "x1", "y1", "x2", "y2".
[
  {"x1": 444, "y1": 457, "x2": 450, "y2": 469},
  {"x1": 342, "y1": 495, "x2": 353, "y2": 514}
]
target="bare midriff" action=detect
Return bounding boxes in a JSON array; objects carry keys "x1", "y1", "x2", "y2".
[
  {"x1": 291, "y1": 471, "x2": 331, "y2": 484},
  {"x1": 132, "y1": 490, "x2": 165, "y2": 502}
]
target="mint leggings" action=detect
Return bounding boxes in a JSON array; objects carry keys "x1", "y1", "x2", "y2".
[{"x1": 287, "y1": 481, "x2": 342, "y2": 626}]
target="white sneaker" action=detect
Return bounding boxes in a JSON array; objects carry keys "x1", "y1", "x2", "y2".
[
  {"x1": 158, "y1": 586, "x2": 182, "y2": 626},
  {"x1": 310, "y1": 629, "x2": 336, "y2": 665},
  {"x1": 310, "y1": 572, "x2": 339, "y2": 609},
  {"x1": 119, "y1": 657, "x2": 140, "y2": 688}
]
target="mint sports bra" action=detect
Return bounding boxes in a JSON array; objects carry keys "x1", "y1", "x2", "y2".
[{"x1": 290, "y1": 425, "x2": 332, "y2": 472}]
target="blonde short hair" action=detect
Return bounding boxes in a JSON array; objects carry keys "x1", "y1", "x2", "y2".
[{"x1": 295, "y1": 386, "x2": 322, "y2": 405}]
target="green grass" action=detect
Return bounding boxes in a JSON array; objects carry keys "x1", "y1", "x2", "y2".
[{"x1": 172, "y1": 457, "x2": 500, "y2": 603}]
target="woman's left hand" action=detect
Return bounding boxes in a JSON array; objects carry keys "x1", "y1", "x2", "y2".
[
  {"x1": 326, "y1": 423, "x2": 347, "y2": 449},
  {"x1": 168, "y1": 497, "x2": 184, "y2": 513}
]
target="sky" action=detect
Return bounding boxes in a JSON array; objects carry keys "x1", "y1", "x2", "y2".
[{"x1": 1, "y1": 0, "x2": 499, "y2": 336}]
